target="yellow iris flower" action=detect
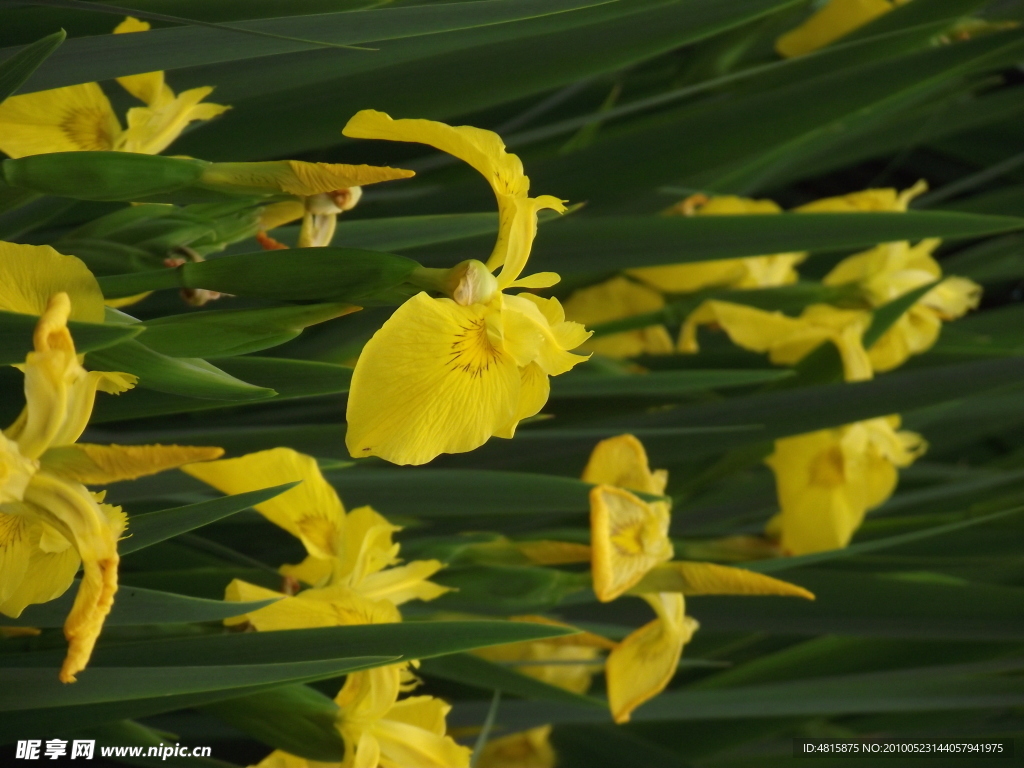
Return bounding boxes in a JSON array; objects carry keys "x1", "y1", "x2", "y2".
[
  {"x1": 560, "y1": 276, "x2": 674, "y2": 359},
  {"x1": 341, "y1": 111, "x2": 590, "y2": 465},
  {"x1": 630, "y1": 194, "x2": 806, "y2": 293},
  {"x1": 775, "y1": 0, "x2": 911, "y2": 58},
  {"x1": 478, "y1": 726, "x2": 556, "y2": 768},
  {"x1": 182, "y1": 447, "x2": 448, "y2": 620},
  {"x1": 823, "y1": 239, "x2": 981, "y2": 372},
  {"x1": 0, "y1": 17, "x2": 228, "y2": 158},
  {"x1": 0, "y1": 284, "x2": 222, "y2": 681},
  {"x1": 580, "y1": 435, "x2": 813, "y2": 722},
  {"x1": 766, "y1": 416, "x2": 925, "y2": 554}
]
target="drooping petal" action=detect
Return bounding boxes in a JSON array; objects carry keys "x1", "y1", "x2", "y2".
[
  {"x1": 357, "y1": 559, "x2": 450, "y2": 606},
  {"x1": 775, "y1": 0, "x2": 898, "y2": 58},
  {"x1": 631, "y1": 560, "x2": 815, "y2": 599},
  {"x1": 0, "y1": 83, "x2": 121, "y2": 157},
  {"x1": 0, "y1": 242, "x2": 106, "y2": 323},
  {"x1": 182, "y1": 447, "x2": 346, "y2": 562},
  {"x1": 41, "y1": 443, "x2": 224, "y2": 485},
  {"x1": 345, "y1": 293, "x2": 522, "y2": 465},
  {"x1": 589, "y1": 485, "x2": 673, "y2": 602},
  {"x1": 22, "y1": 472, "x2": 123, "y2": 682},
  {"x1": 581, "y1": 434, "x2": 668, "y2": 496},
  {"x1": 224, "y1": 580, "x2": 399, "y2": 631},
  {"x1": 0, "y1": 508, "x2": 80, "y2": 619},
  {"x1": 605, "y1": 592, "x2": 697, "y2": 723},
  {"x1": 494, "y1": 362, "x2": 550, "y2": 440}
]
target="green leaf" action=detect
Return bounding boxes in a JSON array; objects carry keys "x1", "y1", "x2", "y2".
[
  {"x1": 137, "y1": 303, "x2": 358, "y2": 358},
  {"x1": 13, "y1": 0, "x2": 615, "y2": 92},
  {"x1": 86, "y1": 340, "x2": 276, "y2": 401},
  {"x1": 331, "y1": 213, "x2": 500, "y2": 252},
  {"x1": 0, "y1": 28, "x2": 64, "y2": 101},
  {"x1": 410, "y1": 213, "x2": 1024, "y2": 273},
  {"x1": 419, "y1": 652, "x2": 605, "y2": 708},
  {"x1": 550, "y1": 369, "x2": 793, "y2": 398},
  {"x1": 199, "y1": 685, "x2": 345, "y2": 763},
  {"x1": 0, "y1": 309, "x2": 141, "y2": 365},
  {"x1": 0, "y1": 583, "x2": 277, "y2": 628},
  {"x1": 432, "y1": 565, "x2": 591, "y2": 614},
  {"x1": 90, "y1": 357, "x2": 353, "y2": 422},
  {"x1": 120, "y1": 484, "x2": 299, "y2": 555},
  {"x1": 98, "y1": 248, "x2": 421, "y2": 303}
]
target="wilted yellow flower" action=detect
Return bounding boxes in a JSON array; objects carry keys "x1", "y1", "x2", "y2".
[
  {"x1": 341, "y1": 111, "x2": 590, "y2": 465},
  {"x1": 630, "y1": 194, "x2": 806, "y2": 293},
  {"x1": 0, "y1": 17, "x2": 228, "y2": 158},
  {"x1": 182, "y1": 447, "x2": 448, "y2": 615},
  {"x1": 824, "y1": 239, "x2": 981, "y2": 371},
  {"x1": 679, "y1": 300, "x2": 874, "y2": 381},
  {"x1": 579, "y1": 434, "x2": 814, "y2": 722},
  {"x1": 561, "y1": 276, "x2": 674, "y2": 359},
  {"x1": 0, "y1": 288, "x2": 222, "y2": 681},
  {"x1": 766, "y1": 416, "x2": 925, "y2": 554},
  {"x1": 478, "y1": 726, "x2": 556, "y2": 768},
  {"x1": 775, "y1": 0, "x2": 910, "y2": 58},
  {"x1": 336, "y1": 665, "x2": 471, "y2": 768}
]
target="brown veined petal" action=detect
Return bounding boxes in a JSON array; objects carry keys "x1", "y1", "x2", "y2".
[{"x1": 345, "y1": 293, "x2": 522, "y2": 465}]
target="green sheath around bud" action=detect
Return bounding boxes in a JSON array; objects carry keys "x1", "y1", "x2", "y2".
[{"x1": 2, "y1": 152, "x2": 207, "y2": 201}]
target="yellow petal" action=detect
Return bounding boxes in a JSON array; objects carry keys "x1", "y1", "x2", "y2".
[
  {"x1": 0, "y1": 509, "x2": 79, "y2": 617},
  {"x1": 112, "y1": 17, "x2": 171, "y2": 107},
  {"x1": 339, "y1": 505, "x2": 401, "y2": 584},
  {"x1": 589, "y1": 485, "x2": 673, "y2": 602},
  {"x1": 280, "y1": 553, "x2": 334, "y2": 589},
  {"x1": 581, "y1": 434, "x2": 668, "y2": 496},
  {"x1": 476, "y1": 631, "x2": 605, "y2": 694},
  {"x1": 371, "y1": 697, "x2": 472, "y2": 768},
  {"x1": 507, "y1": 272, "x2": 561, "y2": 289},
  {"x1": 503, "y1": 294, "x2": 590, "y2": 376},
  {"x1": 358, "y1": 559, "x2": 450, "y2": 606},
  {"x1": 120, "y1": 86, "x2": 229, "y2": 155},
  {"x1": 775, "y1": 0, "x2": 897, "y2": 58},
  {"x1": 41, "y1": 443, "x2": 224, "y2": 485},
  {"x1": 494, "y1": 362, "x2": 550, "y2": 440},
  {"x1": 668, "y1": 195, "x2": 784, "y2": 216},
  {"x1": 605, "y1": 593, "x2": 697, "y2": 723},
  {"x1": 631, "y1": 561, "x2": 814, "y2": 599},
  {"x1": 22, "y1": 472, "x2": 123, "y2": 682},
  {"x1": 104, "y1": 291, "x2": 153, "y2": 309},
  {"x1": 0, "y1": 242, "x2": 105, "y2": 323},
  {"x1": 226, "y1": 580, "x2": 399, "y2": 631},
  {"x1": 7, "y1": 294, "x2": 137, "y2": 459},
  {"x1": 345, "y1": 293, "x2": 522, "y2": 465},
  {"x1": 182, "y1": 447, "x2": 345, "y2": 562},
  {"x1": 795, "y1": 179, "x2": 927, "y2": 212},
  {"x1": 342, "y1": 110, "x2": 563, "y2": 286},
  {"x1": 478, "y1": 726, "x2": 556, "y2": 768},
  {"x1": 260, "y1": 200, "x2": 306, "y2": 231},
  {"x1": 0, "y1": 83, "x2": 121, "y2": 157},
  {"x1": 562, "y1": 276, "x2": 673, "y2": 359}
]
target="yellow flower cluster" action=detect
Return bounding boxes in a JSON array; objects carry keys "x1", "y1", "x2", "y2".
[{"x1": 0, "y1": 243, "x2": 224, "y2": 681}]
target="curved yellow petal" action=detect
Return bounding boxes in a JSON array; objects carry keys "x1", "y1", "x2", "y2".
[
  {"x1": 120, "y1": 86, "x2": 229, "y2": 155},
  {"x1": 41, "y1": 443, "x2": 224, "y2": 485},
  {"x1": 342, "y1": 110, "x2": 564, "y2": 286},
  {"x1": 0, "y1": 83, "x2": 121, "y2": 157},
  {"x1": 0, "y1": 242, "x2": 105, "y2": 323},
  {"x1": 494, "y1": 362, "x2": 550, "y2": 440},
  {"x1": 113, "y1": 17, "x2": 171, "y2": 107},
  {"x1": 795, "y1": 180, "x2": 926, "y2": 212},
  {"x1": 589, "y1": 485, "x2": 673, "y2": 602},
  {"x1": 503, "y1": 294, "x2": 590, "y2": 376},
  {"x1": 0, "y1": 509, "x2": 80, "y2": 616},
  {"x1": 371, "y1": 697, "x2": 472, "y2": 768},
  {"x1": 345, "y1": 293, "x2": 522, "y2": 465},
  {"x1": 605, "y1": 593, "x2": 697, "y2": 723},
  {"x1": 21, "y1": 472, "x2": 122, "y2": 682},
  {"x1": 632, "y1": 561, "x2": 814, "y2": 599},
  {"x1": 260, "y1": 201, "x2": 306, "y2": 232},
  {"x1": 478, "y1": 726, "x2": 556, "y2": 768},
  {"x1": 182, "y1": 447, "x2": 345, "y2": 561},
  {"x1": 226, "y1": 580, "x2": 399, "y2": 631},
  {"x1": 775, "y1": 0, "x2": 898, "y2": 58},
  {"x1": 358, "y1": 559, "x2": 450, "y2": 606},
  {"x1": 508, "y1": 272, "x2": 561, "y2": 289},
  {"x1": 581, "y1": 434, "x2": 668, "y2": 496}
]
